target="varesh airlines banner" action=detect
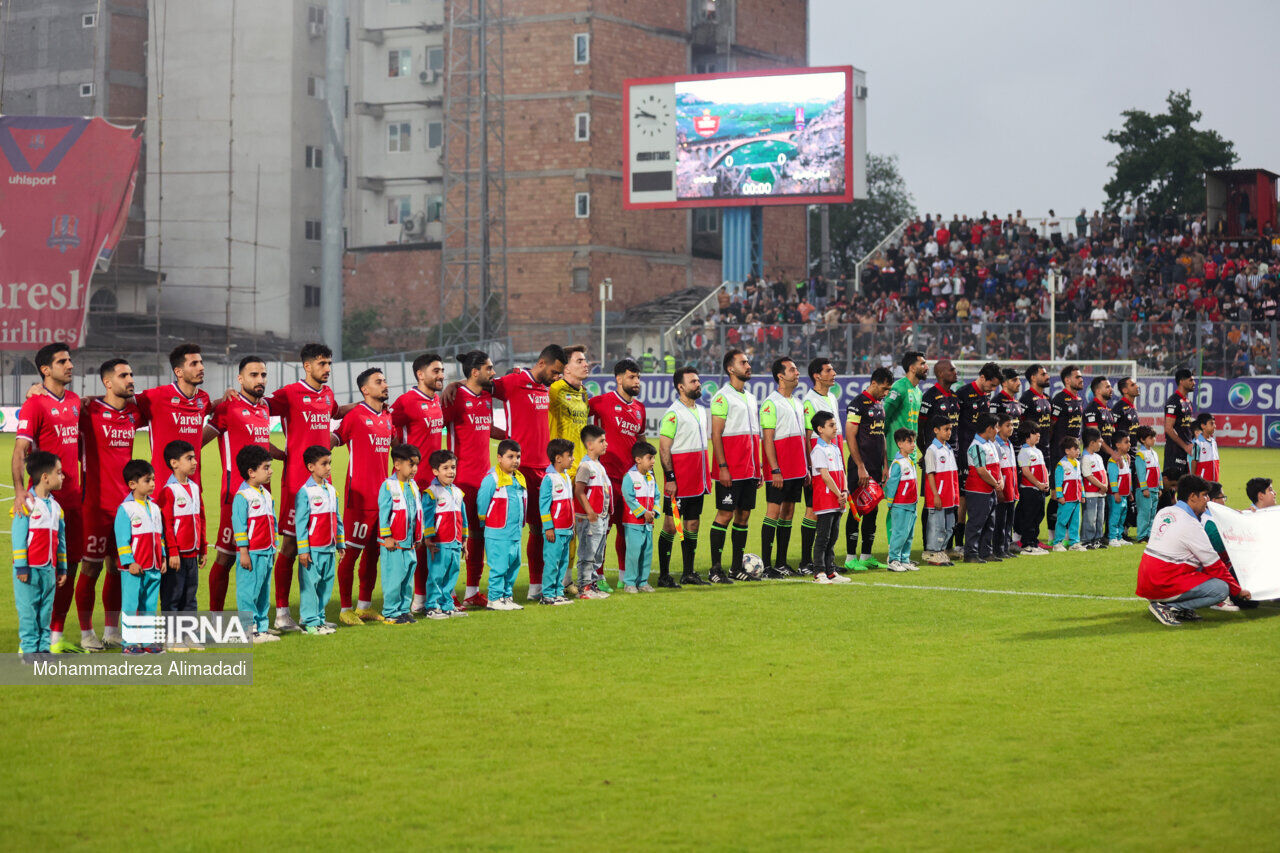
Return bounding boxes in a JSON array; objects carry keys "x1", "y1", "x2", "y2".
[{"x1": 0, "y1": 116, "x2": 141, "y2": 350}]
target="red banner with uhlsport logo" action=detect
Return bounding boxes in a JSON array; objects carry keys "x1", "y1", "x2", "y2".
[{"x1": 0, "y1": 116, "x2": 141, "y2": 350}]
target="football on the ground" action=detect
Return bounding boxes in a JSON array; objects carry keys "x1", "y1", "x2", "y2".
[{"x1": 741, "y1": 553, "x2": 764, "y2": 579}]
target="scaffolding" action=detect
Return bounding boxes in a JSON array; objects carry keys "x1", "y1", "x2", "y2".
[{"x1": 440, "y1": 0, "x2": 508, "y2": 352}]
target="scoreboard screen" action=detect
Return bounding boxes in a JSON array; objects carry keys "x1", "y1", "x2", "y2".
[{"x1": 624, "y1": 66, "x2": 859, "y2": 210}]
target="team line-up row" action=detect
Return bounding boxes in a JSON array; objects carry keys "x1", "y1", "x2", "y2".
[{"x1": 5, "y1": 341, "x2": 1241, "y2": 653}]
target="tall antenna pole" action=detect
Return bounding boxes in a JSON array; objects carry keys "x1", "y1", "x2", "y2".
[
  {"x1": 321, "y1": 0, "x2": 347, "y2": 358},
  {"x1": 223, "y1": 0, "x2": 237, "y2": 359}
]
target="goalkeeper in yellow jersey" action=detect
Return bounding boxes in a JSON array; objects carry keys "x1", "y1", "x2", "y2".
[{"x1": 547, "y1": 345, "x2": 592, "y2": 592}]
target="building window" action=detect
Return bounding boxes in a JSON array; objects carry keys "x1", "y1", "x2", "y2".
[
  {"x1": 571, "y1": 268, "x2": 589, "y2": 293},
  {"x1": 694, "y1": 208, "x2": 720, "y2": 234},
  {"x1": 426, "y1": 46, "x2": 444, "y2": 72},
  {"x1": 575, "y1": 112, "x2": 590, "y2": 142},
  {"x1": 389, "y1": 49, "x2": 411, "y2": 78},
  {"x1": 79, "y1": 83, "x2": 94, "y2": 98},
  {"x1": 307, "y1": 76, "x2": 325, "y2": 98},
  {"x1": 308, "y1": 6, "x2": 326, "y2": 27},
  {"x1": 573, "y1": 33, "x2": 589, "y2": 65},
  {"x1": 304, "y1": 219, "x2": 322, "y2": 241},
  {"x1": 426, "y1": 195, "x2": 443, "y2": 222},
  {"x1": 388, "y1": 122, "x2": 411, "y2": 152},
  {"x1": 304, "y1": 285, "x2": 321, "y2": 308},
  {"x1": 387, "y1": 196, "x2": 411, "y2": 225},
  {"x1": 575, "y1": 192, "x2": 590, "y2": 218},
  {"x1": 693, "y1": 58, "x2": 722, "y2": 75},
  {"x1": 305, "y1": 145, "x2": 323, "y2": 168},
  {"x1": 427, "y1": 121, "x2": 442, "y2": 149},
  {"x1": 82, "y1": 13, "x2": 98, "y2": 27}
]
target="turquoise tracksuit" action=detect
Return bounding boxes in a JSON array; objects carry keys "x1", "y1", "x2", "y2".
[
  {"x1": 378, "y1": 477, "x2": 423, "y2": 619},
  {"x1": 295, "y1": 480, "x2": 344, "y2": 628},
  {"x1": 232, "y1": 484, "x2": 277, "y2": 632},
  {"x1": 115, "y1": 498, "x2": 166, "y2": 622},
  {"x1": 620, "y1": 466, "x2": 656, "y2": 589},
  {"x1": 539, "y1": 466, "x2": 574, "y2": 600},
  {"x1": 884, "y1": 454, "x2": 918, "y2": 564},
  {"x1": 11, "y1": 494, "x2": 67, "y2": 653},
  {"x1": 422, "y1": 479, "x2": 468, "y2": 612},
  {"x1": 1052, "y1": 461, "x2": 1082, "y2": 546},
  {"x1": 477, "y1": 468, "x2": 527, "y2": 601},
  {"x1": 1106, "y1": 459, "x2": 1129, "y2": 541},
  {"x1": 1133, "y1": 451, "x2": 1158, "y2": 539}
]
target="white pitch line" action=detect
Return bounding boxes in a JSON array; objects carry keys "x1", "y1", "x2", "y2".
[{"x1": 849, "y1": 580, "x2": 1138, "y2": 602}]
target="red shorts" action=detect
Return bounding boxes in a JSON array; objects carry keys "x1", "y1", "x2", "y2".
[
  {"x1": 82, "y1": 505, "x2": 119, "y2": 564},
  {"x1": 215, "y1": 492, "x2": 237, "y2": 555},
  {"x1": 343, "y1": 506, "x2": 379, "y2": 551}
]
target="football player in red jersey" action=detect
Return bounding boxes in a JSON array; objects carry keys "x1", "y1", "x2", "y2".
[
  {"x1": 205, "y1": 356, "x2": 281, "y2": 611},
  {"x1": 136, "y1": 344, "x2": 214, "y2": 487},
  {"x1": 266, "y1": 343, "x2": 343, "y2": 631},
  {"x1": 333, "y1": 368, "x2": 395, "y2": 625},
  {"x1": 490, "y1": 344, "x2": 565, "y2": 597},
  {"x1": 76, "y1": 359, "x2": 146, "y2": 651},
  {"x1": 390, "y1": 353, "x2": 451, "y2": 615},
  {"x1": 443, "y1": 350, "x2": 504, "y2": 608},
  {"x1": 11, "y1": 343, "x2": 85, "y2": 653},
  {"x1": 588, "y1": 359, "x2": 646, "y2": 577}
]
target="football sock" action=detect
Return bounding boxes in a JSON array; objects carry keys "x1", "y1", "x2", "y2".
[
  {"x1": 413, "y1": 545, "x2": 429, "y2": 597},
  {"x1": 800, "y1": 517, "x2": 816, "y2": 565},
  {"x1": 528, "y1": 583, "x2": 542, "y2": 599},
  {"x1": 657, "y1": 530, "x2": 675, "y2": 576},
  {"x1": 730, "y1": 524, "x2": 749, "y2": 570},
  {"x1": 337, "y1": 548, "x2": 360, "y2": 609},
  {"x1": 844, "y1": 512, "x2": 858, "y2": 556},
  {"x1": 760, "y1": 517, "x2": 777, "y2": 567},
  {"x1": 74, "y1": 572, "x2": 98, "y2": 630},
  {"x1": 50, "y1": 564, "x2": 77, "y2": 633},
  {"x1": 412, "y1": 593, "x2": 426, "y2": 609},
  {"x1": 614, "y1": 526, "x2": 627, "y2": 574},
  {"x1": 681, "y1": 530, "x2": 698, "y2": 574},
  {"x1": 357, "y1": 599, "x2": 372, "y2": 611},
  {"x1": 272, "y1": 552, "x2": 294, "y2": 608},
  {"x1": 524, "y1": 529, "x2": 544, "y2": 585},
  {"x1": 102, "y1": 570, "x2": 121, "y2": 628},
  {"x1": 709, "y1": 522, "x2": 728, "y2": 569},
  {"x1": 208, "y1": 561, "x2": 231, "y2": 611},
  {"x1": 465, "y1": 585, "x2": 479, "y2": 598},
  {"x1": 357, "y1": 548, "x2": 379, "y2": 603},
  {"x1": 775, "y1": 519, "x2": 793, "y2": 565}
]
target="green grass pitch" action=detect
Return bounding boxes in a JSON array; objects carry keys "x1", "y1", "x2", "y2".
[{"x1": 1, "y1": 435, "x2": 1277, "y2": 850}]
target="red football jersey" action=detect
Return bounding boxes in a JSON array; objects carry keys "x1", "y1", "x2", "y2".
[
  {"x1": 16, "y1": 389, "x2": 82, "y2": 497},
  {"x1": 444, "y1": 385, "x2": 493, "y2": 488},
  {"x1": 208, "y1": 393, "x2": 272, "y2": 499},
  {"x1": 588, "y1": 390, "x2": 646, "y2": 482},
  {"x1": 335, "y1": 402, "x2": 394, "y2": 511},
  {"x1": 80, "y1": 398, "x2": 145, "y2": 512},
  {"x1": 492, "y1": 369, "x2": 550, "y2": 469},
  {"x1": 391, "y1": 387, "x2": 445, "y2": 485},
  {"x1": 268, "y1": 380, "x2": 340, "y2": 497},
  {"x1": 137, "y1": 384, "x2": 212, "y2": 486}
]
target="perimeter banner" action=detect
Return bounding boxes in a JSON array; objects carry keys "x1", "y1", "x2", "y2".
[
  {"x1": 0, "y1": 116, "x2": 141, "y2": 349},
  {"x1": 1204, "y1": 504, "x2": 1280, "y2": 600}
]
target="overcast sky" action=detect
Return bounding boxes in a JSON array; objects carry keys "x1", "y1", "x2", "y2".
[{"x1": 808, "y1": 0, "x2": 1280, "y2": 218}]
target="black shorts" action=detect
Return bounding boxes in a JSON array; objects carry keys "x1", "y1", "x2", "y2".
[
  {"x1": 1162, "y1": 456, "x2": 1188, "y2": 481},
  {"x1": 764, "y1": 477, "x2": 805, "y2": 504},
  {"x1": 661, "y1": 494, "x2": 705, "y2": 520},
  {"x1": 715, "y1": 478, "x2": 759, "y2": 512}
]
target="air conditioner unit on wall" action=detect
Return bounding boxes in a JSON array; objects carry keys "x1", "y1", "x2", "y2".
[
  {"x1": 308, "y1": 21, "x2": 326, "y2": 38},
  {"x1": 401, "y1": 212, "x2": 427, "y2": 241},
  {"x1": 419, "y1": 69, "x2": 437, "y2": 84}
]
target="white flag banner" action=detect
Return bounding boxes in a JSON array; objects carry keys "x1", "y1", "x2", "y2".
[{"x1": 1206, "y1": 504, "x2": 1280, "y2": 600}]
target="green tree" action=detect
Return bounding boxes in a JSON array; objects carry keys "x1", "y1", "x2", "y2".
[
  {"x1": 342, "y1": 307, "x2": 379, "y2": 359},
  {"x1": 1103, "y1": 89, "x2": 1236, "y2": 215},
  {"x1": 815, "y1": 153, "x2": 917, "y2": 275}
]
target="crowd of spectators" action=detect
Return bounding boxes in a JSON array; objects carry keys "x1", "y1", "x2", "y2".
[{"x1": 675, "y1": 207, "x2": 1280, "y2": 377}]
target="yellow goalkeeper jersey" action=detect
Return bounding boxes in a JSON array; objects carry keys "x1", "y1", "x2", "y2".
[{"x1": 548, "y1": 378, "x2": 591, "y2": 474}]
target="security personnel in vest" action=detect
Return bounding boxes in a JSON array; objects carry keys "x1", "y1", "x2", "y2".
[
  {"x1": 640, "y1": 348, "x2": 657, "y2": 373},
  {"x1": 663, "y1": 352, "x2": 676, "y2": 373}
]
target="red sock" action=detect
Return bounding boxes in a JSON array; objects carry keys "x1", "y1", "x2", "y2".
[
  {"x1": 337, "y1": 547, "x2": 359, "y2": 608},
  {"x1": 74, "y1": 571, "x2": 98, "y2": 630},
  {"x1": 357, "y1": 547, "x2": 379, "y2": 602},
  {"x1": 464, "y1": 530, "x2": 485, "y2": 587},
  {"x1": 272, "y1": 551, "x2": 294, "y2": 608},
  {"x1": 102, "y1": 570, "x2": 121, "y2": 628},
  {"x1": 614, "y1": 525, "x2": 627, "y2": 573},
  {"x1": 525, "y1": 523, "x2": 544, "y2": 585},
  {"x1": 50, "y1": 564, "x2": 78, "y2": 633},
  {"x1": 208, "y1": 561, "x2": 230, "y2": 611},
  {"x1": 413, "y1": 543, "x2": 429, "y2": 596}
]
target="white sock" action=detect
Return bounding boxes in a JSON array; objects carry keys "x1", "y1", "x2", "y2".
[
  {"x1": 357, "y1": 599, "x2": 371, "y2": 611},
  {"x1": 465, "y1": 585, "x2": 478, "y2": 598},
  {"x1": 528, "y1": 583, "x2": 542, "y2": 598},
  {"x1": 412, "y1": 594, "x2": 425, "y2": 608},
  {"x1": 51, "y1": 630, "x2": 63, "y2": 644},
  {"x1": 340, "y1": 606, "x2": 353, "y2": 613},
  {"x1": 276, "y1": 606, "x2": 289, "y2": 617},
  {"x1": 82, "y1": 627, "x2": 98, "y2": 638},
  {"x1": 103, "y1": 624, "x2": 121, "y2": 638},
  {"x1": 860, "y1": 553, "x2": 869, "y2": 561}
]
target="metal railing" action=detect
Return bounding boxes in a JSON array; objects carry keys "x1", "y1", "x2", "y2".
[{"x1": 662, "y1": 280, "x2": 735, "y2": 354}]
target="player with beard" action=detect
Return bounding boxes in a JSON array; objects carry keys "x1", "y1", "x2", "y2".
[
  {"x1": 333, "y1": 368, "x2": 395, "y2": 624},
  {"x1": 392, "y1": 354, "x2": 448, "y2": 615},
  {"x1": 800, "y1": 357, "x2": 843, "y2": 574},
  {"x1": 989, "y1": 368, "x2": 1024, "y2": 442},
  {"x1": 954, "y1": 362, "x2": 1002, "y2": 548},
  {"x1": 1161, "y1": 369, "x2": 1197, "y2": 507},
  {"x1": 206, "y1": 356, "x2": 278, "y2": 611},
  {"x1": 136, "y1": 344, "x2": 214, "y2": 487},
  {"x1": 759, "y1": 357, "x2": 808, "y2": 578},
  {"x1": 75, "y1": 359, "x2": 146, "y2": 651},
  {"x1": 657, "y1": 367, "x2": 711, "y2": 586},
  {"x1": 844, "y1": 367, "x2": 891, "y2": 570},
  {"x1": 13, "y1": 343, "x2": 85, "y2": 653},
  {"x1": 917, "y1": 359, "x2": 962, "y2": 554},
  {"x1": 1111, "y1": 376, "x2": 1142, "y2": 536},
  {"x1": 548, "y1": 346, "x2": 592, "y2": 596},
  {"x1": 708, "y1": 349, "x2": 761, "y2": 583},
  {"x1": 589, "y1": 359, "x2": 647, "y2": 584},
  {"x1": 444, "y1": 351, "x2": 504, "y2": 607},
  {"x1": 885, "y1": 351, "x2": 926, "y2": 463},
  {"x1": 1047, "y1": 364, "x2": 1085, "y2": 533},
  {"x1": 1083, "y1": 376, "x2": 1118, "y2": 462},
  {"x1": 1018, "y1": 363, "x2": 1053, "y2": 546}
]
